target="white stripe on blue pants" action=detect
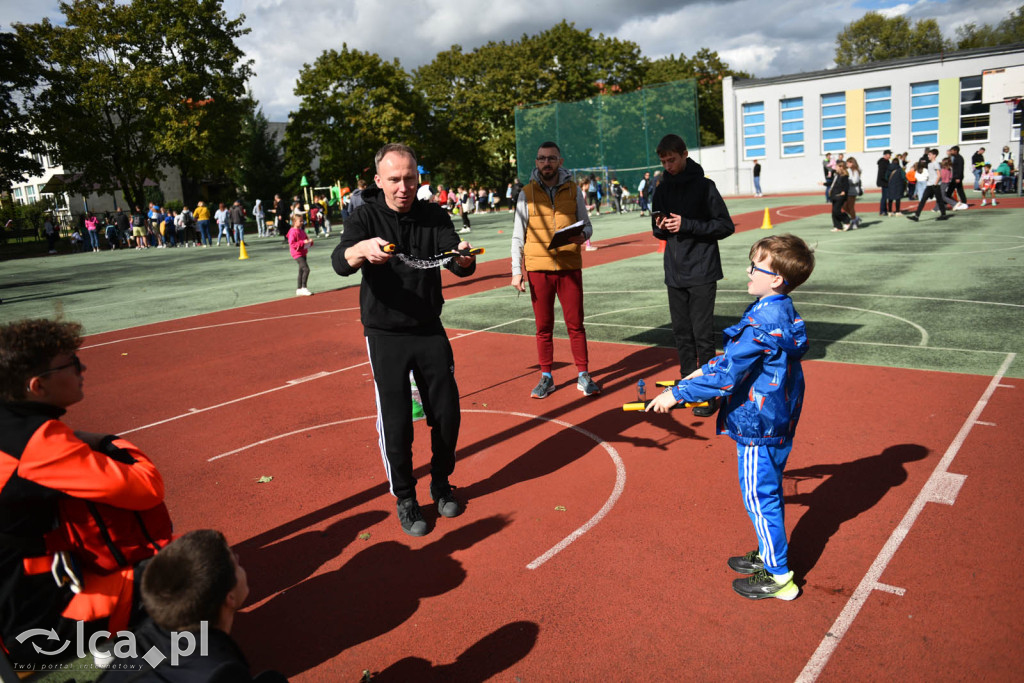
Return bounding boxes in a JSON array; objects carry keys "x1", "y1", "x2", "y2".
[{"x1": 738, "y1": 441, "x2": 793, "y2": 574}]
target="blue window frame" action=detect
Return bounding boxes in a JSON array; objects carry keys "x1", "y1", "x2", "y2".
[
  {"x1": 864, "y1": 87, "x2": 891, "y2": 150},
  {"x1": 911, "y1": 81, "x2": 939, "y2": 147},
  {"x1": 743, "y1": 102, "x2": 766, "y2": 159},
  {"x1": 779, "y1": 97, "x2": 804, "y2": 157},
  {"x1": 821, "y1": 92, "x2": 845, "y2": 154}
]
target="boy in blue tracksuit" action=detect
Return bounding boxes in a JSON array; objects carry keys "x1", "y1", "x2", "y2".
[{"x1": 648, "y1": 233, "x2": 815, "y2": 600}]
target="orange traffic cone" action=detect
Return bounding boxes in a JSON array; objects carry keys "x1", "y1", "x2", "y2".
[
  {"x1": 238, "y1": 240, "x2": 250, "y2": 260},
  {"x1": 759, "y1": 208, "x2": 773, "y2": 230}
]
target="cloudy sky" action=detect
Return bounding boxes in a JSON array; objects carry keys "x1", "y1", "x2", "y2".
[{"x1": 2, "y1": 0, "x2": 1020, "y2": 121}]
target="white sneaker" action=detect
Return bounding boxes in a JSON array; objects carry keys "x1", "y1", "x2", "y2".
[
  {"x1": 296, "y1": 288, "x2": 313, "y2": 296},
  {"x1": 992, "y1": 200, "x2": 998, "y2": 206},
  {"x1": 981, "y1": 200, "x2": 987, "y2": 206},
  {"x1": 459, "y1": 227, "x2": 471, "y2": 234}
]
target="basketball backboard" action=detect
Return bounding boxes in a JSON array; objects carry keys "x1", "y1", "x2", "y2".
[{"x1": 982, "y1": 65, "x2": 1024, "y2": 103}]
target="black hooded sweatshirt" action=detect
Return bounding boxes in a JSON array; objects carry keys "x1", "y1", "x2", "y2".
[
  {"x1": 651, "y1": 159, "x2": 735, "y2": 288},
  {"x1": 332, "y1": 188, "x2": 475, "y2": 335}
]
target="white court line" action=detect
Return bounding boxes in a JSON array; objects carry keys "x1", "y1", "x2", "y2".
[
  {"x1": 120, "y1": 361, "x2": 372, "y2": 436},
  {"x1": 796, "y1": 351, "x2": 1015, "y2": 683},
  {"x1": 118, "y1": 318, "x2": 530, "y2": 436},
  {"x1": 577, "y1": 289, "x2": 1024, "y2": 310},
  {"x1": 82, "y1": 308, "x2": 359, "y2": 349},
  {"x1": 584, "y1": 300, "x2": 930, "y2": 347},
  {"x1": 207, "y1": 408, "x2": 625, "y2": 571}
]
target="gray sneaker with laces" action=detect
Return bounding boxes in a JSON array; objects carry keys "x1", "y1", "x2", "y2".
[
  {"x1": 531, "y1": 374, "x2": 555, "y2": 399},
  {"x1": 577, "y1": 372, "x2": 600, "y2": 396}
]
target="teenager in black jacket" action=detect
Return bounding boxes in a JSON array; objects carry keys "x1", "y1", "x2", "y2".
[
  {"x1": 332, "y1": 143, "x2": 476, "y2": 537},
  {"x1": 651, "y1": 134, "x2": 735, "y2": 418}
]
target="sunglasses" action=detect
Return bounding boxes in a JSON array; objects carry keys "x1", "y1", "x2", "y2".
[{"x1": 37, "y1": 354, "x2": 84, "y2": 377}]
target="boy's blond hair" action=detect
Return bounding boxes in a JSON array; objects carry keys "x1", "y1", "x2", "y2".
[{"x1": 749, "y1": 234, "x2": 815, "y2": 293}]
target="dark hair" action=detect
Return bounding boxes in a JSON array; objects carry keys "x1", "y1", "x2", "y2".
[
  {"x1": 538, "y1": 141, "x2": 560, "y2": 154},
  {"x1": 0, "y1": 319, "x2": 83, "y2": 400},
  {"x1": 749, "y1": 233, "x2": 815, "y2": 292},
  {"x1": 141, "y1": 530, "x2": 238, "y2": 632},
  {"x1": 374, "y1": 143, "x2": 417, "y2": 171},
  {"x1": 656, "y1": 134, "x2": 688, "y2": 156},
  {"x1": 883, "y1": 149, "x2": 892, "y2": 155}
]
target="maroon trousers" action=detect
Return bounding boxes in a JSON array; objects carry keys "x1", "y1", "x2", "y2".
[{"x1": 528, "y1": 269, "x2": 588, "y2": 373}]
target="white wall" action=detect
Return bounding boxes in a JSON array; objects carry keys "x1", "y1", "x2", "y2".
[{"x1": 720, "y1": 45, "x2": 1024, "y2": 196}]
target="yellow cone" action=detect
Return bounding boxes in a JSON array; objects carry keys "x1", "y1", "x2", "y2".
[
  {"x1": 238, "y1": 240, "x2": 250, "y2": 260},
  {"x1": 760, "y1": 207, "x2": 773, "y2": 230}
]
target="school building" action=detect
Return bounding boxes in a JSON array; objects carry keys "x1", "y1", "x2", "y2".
[{"x1": 699, "y1": 42, "x2": 1024, "y2": 196}]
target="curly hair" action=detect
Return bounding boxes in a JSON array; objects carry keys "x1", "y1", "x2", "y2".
[{"x1": 0, "y1": 319, "x2": 83, "y2": 400}]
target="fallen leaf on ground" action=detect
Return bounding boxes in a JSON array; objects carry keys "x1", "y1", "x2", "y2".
[{"x1": 256, "y1": 475, "x2": 273, "y2": 483}]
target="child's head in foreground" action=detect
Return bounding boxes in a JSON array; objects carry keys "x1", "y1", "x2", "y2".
[{"x1": 748, "y1": 233, "x2": 815, "y2": 296}]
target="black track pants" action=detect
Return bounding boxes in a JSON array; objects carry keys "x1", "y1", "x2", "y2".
[{"x1": 366, "y1": 332, "x2": 461, "y2": 501}]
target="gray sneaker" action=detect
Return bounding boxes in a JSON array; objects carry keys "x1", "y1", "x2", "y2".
[
  {"x1": 577, "y1": 372, "x2": 600, "y2": 396},
  {"x1": 531, "y1": 375, "x2": 555, "y2": 399}
]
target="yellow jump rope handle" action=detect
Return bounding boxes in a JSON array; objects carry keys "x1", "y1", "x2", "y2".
[
  {"x1": 622, "y1": 399, "x2": 709, "y2": 411},
  {"x1": 382, "y1": 243, "x2": 396, "y2": 253}
]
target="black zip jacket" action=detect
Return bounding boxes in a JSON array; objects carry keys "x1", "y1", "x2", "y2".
[
  {"x1": 651, "y1": 159, "x2": 735, "y2": 288},
  {"x1": 332, "y1": 189, "x2": 476, "y2": 335}
]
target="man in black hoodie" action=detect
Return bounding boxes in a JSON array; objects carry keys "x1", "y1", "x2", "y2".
[
  {"x1": 332, "y1": 143, "x2": 477, "y2": 537},
  {"x1": 651, "y1": 134, "x2": 735, "y2": 417}
]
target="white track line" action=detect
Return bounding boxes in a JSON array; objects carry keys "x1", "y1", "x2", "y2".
[
  {"x1": 82, "y1": 308, "x2": 359, "y2": 349},
  {"x1": 118, "y1": 319, "x2": 531, "y2": 436},
  {"x1": 119, "y1": 361, "x2": 371, "y2": 435},
  {"x1": 207, "y1": 408, "x2": 625, "y2": 571},
  {"x1": 796, "y1": 352, "x2": 1016, "y2": 683}
]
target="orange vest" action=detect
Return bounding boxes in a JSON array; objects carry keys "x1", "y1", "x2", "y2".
[{"x1": 523, "y1": 180, "x2": 583, "y2": 272}]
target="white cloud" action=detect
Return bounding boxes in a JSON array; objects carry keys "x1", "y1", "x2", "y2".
[{"x1": 4, "y1": 0, "x2": 1022, "y2": 120}]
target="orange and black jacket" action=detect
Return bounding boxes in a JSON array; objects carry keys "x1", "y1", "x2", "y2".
[{"x1": 0, "y1": 400, "x2": 164, "y2": 653}]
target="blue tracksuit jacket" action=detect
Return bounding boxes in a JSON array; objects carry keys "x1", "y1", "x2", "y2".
[{"x1": 671, "y1": 294, "x2": 808, "y2": 445}]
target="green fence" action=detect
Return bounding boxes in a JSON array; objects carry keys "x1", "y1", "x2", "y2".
[{"x1": 514, "y1": 79, "x2": 699, "y2": 193}]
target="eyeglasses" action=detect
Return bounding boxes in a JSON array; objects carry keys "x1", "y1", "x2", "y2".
[
  {"x1": 536, "y1": 156, "x2": 560, "y2": 163},
  {"x1": 748, "y1": 261, "x2": 789, "y2": 285},
  {"x1": 37, "y1": 355, "x2": 84, "y2": 377}
]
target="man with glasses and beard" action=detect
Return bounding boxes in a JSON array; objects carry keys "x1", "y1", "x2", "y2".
[{"x1": 511, "y1": 141, "x2": 600, "y2": 400}]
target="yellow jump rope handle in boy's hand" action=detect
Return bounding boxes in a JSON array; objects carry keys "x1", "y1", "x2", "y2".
[{"x1": 622, "y1": 399, "x2": 709, "y2": 411}]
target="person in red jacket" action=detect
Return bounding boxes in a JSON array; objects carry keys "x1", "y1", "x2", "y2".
[{"x1": 0, "y1": 319, "x2": 166, "y2": 670}]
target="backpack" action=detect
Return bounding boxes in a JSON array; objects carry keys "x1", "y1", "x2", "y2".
[{"x1": 47, "y1": 498, "x2": 174, "y2": 574}]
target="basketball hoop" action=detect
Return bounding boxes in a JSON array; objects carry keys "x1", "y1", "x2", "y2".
[{"x1": 1005, "y1": 98, "x2": 1021, "y2": 115}]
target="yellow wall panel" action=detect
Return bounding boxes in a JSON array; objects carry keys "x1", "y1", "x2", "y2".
[
  {"x1": 846, "y1": 89, "x2": 865, "y2": 152},
  {"x1": 938, "y1": 77, "x2": 959, "y2": 147}
]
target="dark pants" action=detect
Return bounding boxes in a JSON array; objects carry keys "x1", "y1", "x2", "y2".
[
  {"x1": 366, "y1": 332, "x2": 460, "y2": 501},
  {"x1": 878, "y1": 186, "x2": 888, "y2": 214},
  {"x1": 295, "y1": 255, "x2": 309, "y2": 289},
  {"x1": 950, "y1": 178, "x2": 967, "y2": 204},
  {"x1": 831, "y1": 198, "x2": 847, "y2": 228},
  {"x1": 667, "y1": 281, "x2": 718, "y2": 378},
  {"x1": 915, "y1": 185, "x2": 947, "y2": 217}
]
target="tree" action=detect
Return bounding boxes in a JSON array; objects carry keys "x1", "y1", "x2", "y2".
[
  {"x1": 231, "y1": 102, "x2": 285, "y2": 207},
  {"x1": 956, "y1": 4, "x2": 1024, "y2": 49},
  {"x1": 413, "y1": 21, "x2": 646, "y2": 186},
  {"x1": 284, "y1": 44, "x2": 425, "y2": 191},
  {"x1": 646, "y1": 48, "x2": 751, "y2": 147},
  {"x1": 15, "y1": 0, "x2": 252, "y2": 209},
  {"x1": 0, "y1": 32, "x2": 45, "y2": 190},
  {"x1": 834, "y1": 12, "x2": 950, "y2": 67}
]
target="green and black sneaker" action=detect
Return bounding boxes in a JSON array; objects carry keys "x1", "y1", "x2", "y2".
[
  {"x1": 733, "y1": 569, "x2": 799, "y2": 601},
  {"x1": 727, "y1": 550, "x2": 764, "y2": 574}
]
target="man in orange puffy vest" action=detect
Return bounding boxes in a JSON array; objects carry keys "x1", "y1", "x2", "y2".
[
  {"x1": 0, "y1": 319, "x2": 168, "y2": 670},
  {"x1": 510, "y1": 141, "x2": 600, "y2": 399}
]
